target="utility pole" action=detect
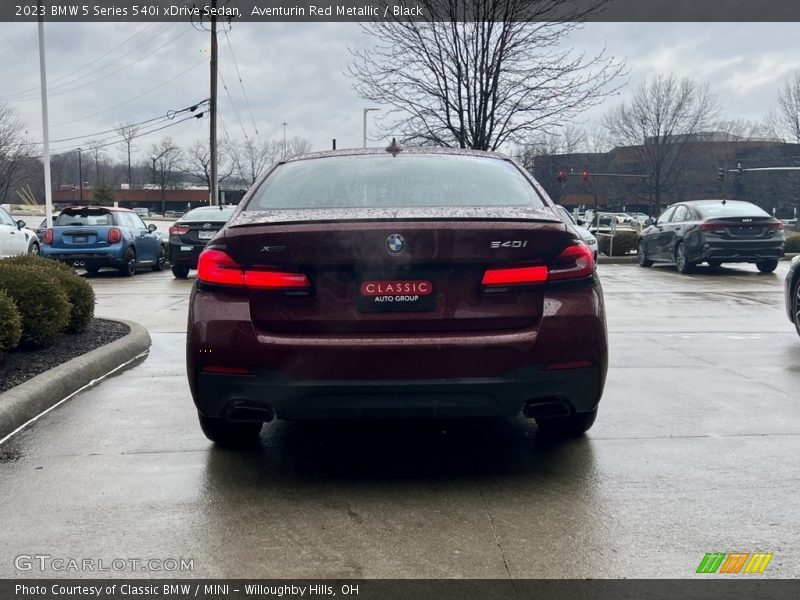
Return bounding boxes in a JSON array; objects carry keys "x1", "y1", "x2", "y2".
[
  {"x1": 36, "y1": 2, "x2": 53, "y2": 227},
  {"x1": 209, "y1": 0, "x2": 219, "y2": 207},
  {"x1": 282, "y1": 122, "x2": 287, "y2": 157},
  {"x1": 362, "y1": 107, "x2": 379, "y2": 148},
  {"x1": 77, "y1": 148, "x2": 83, "y2": 203}
]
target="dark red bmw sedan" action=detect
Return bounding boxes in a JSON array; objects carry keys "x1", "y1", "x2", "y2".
[{"x1": 187, "y1": 146, "x2": 608, "y2": 445}]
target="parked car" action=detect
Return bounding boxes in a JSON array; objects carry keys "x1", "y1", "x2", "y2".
[
  {"x1": 0, "y1": 207, "x2": 40, "y2": 257},
  {"x1": 637, "y1": 200, "x2": 785, "y2": 274},
  {"x1": 786, "y1": 255, "x2": 800, "y2": 338},
  {"x1": 186, "y1": 147, "x2": 607, "y2": 446},
  {"x1": 132, "y1": 207, "x2": 150, "y2": 217},
  {"x1": 554, "y1": 205, "x2": 598, "y2": 262},
  {"x1": 168, "y1": 205, "x2": 236, "y2": 278},
  {"x1": 40, "y1": 205, "x2": 167, "y2": 276}
]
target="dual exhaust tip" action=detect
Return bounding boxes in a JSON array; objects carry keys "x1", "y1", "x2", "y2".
[
  {"x1": 227, "y1": 405, "x2": 275, "y2": 423},
  {"x1": 72, "y1": 261, "x2": 86, "y2": 267},
  {"x1": 523, "y1": 399, "x2": 571, "y2": 419}
]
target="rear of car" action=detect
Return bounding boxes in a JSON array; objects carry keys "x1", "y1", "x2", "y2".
[
  {"x1": 186, "y1": 149, "x2": 608, "y2": 446},
  {"x1": 786, "y1": 255, "x2": 800, "y2": 337},
  {"x1": 168, "y1": 206, "x2": 236, "y2": 278}
]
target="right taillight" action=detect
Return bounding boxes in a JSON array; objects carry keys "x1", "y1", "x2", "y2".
[
  {"x1": 767, "y1": 221, "x2": 784, "y2": 231},
  {"x1": 108, "y1": 227, "x2": 122, "y2": 243},
  {"x1": 43, "y1": 229, "x2": 53, "y2": 244},
  {"x1": 548, "y1": 243, "x2": 595, "y2": 281},
  {"x1": 197, "y1": 248, "x2": 310, "y2": 290},
  {"x1": 169, "y1": 225, "x2": 189, "y2": 235}
]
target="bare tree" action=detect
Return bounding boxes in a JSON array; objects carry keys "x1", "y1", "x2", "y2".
[
  {"x1": 86, "y1": 139, "x2": 106, "y2": 185},
  {"x1": 285, "y1": 136, "x2": 311, "y2": 157},
  {"x1": 768, "y1": 72, "x2": 800, "y2": 144},
  {"x1": 116, "y1": 124, "x2": 139, "y2": 187},
  {"x1": 148, "y1": 137, "x2": 182, "y2": 212},
  {"x1": 234, "y1": 139, "x2": 281, "y2": 186},
  {"x1": 602, "y1": 74, "x2": 719, "y2": 213},
  {"x1": 179, "y1": 139, "x2": 235, "y2": 193},
  {"x1": 0, "y1": 103, "x2": 30, "y2": 203},
  {"x1": 348, "y1": 0, "x2": 625, "y2": 151}
]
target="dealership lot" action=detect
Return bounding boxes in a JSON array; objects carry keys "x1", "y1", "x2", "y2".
[{"x1": 0, "y1": 263, "x2": 798, "y2": 578}]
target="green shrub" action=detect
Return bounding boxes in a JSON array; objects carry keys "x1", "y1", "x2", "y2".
[
  {"x1": 0, "y1": 264, "x2": 70, "y2": 348},
  {"x1": 1, "y1": 255, "x2": 95, "y2": 333},
  {"x1": 598, "y1": 230, "x2": 638, "y2": 256},
  {"x1": 0, "y1": 289, "x2": 22, "y2": 357},
  {"x1": 786, "y1": 232, "x2": 800, "y2": 254}
]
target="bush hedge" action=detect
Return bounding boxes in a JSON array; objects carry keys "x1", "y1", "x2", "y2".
[
  {"x1": 598, "y1": 230, "x2": 638, "y2": 257},
  {"x1": 0, "y1": 289, "x2": 22, "y2": 357},
  {"x1": 0, "y1": 263, "x2": 70, "y2": 348},
  {"x1": 786, "y1": 231, "x2": 800, "y2": 253},
  {"x1": 1, "y1": 255, "x2": 95, "y2": 333}
]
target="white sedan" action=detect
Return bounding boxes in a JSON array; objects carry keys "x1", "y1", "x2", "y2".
[{"x1": 0, "y1": 207, "x2": 41, "y2": 257}]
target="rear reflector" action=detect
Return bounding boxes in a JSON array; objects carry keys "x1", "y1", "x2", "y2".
[
  {"x1": 201, "y1": 365, "x2": 251, "y2": 375},
  {"x1": 197, "y1": 248, "x2": 310, "y2": 290},
  {"x1": 544, "y1": 360, "x2": 594, "y2": 371},
  {"x1": 169, "y1": 225, "x2": 189, "y2": 235},
  {"x1": 482, "y1": 243, "x2": 595, "y2": 287}
]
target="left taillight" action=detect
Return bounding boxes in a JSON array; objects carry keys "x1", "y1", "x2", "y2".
[
  {"x1": 197, "y1": 248, "x2": 310, "y2": 290},
  {"x1": 767, "y1": 220, "x2": 784, "y2": 231},
  {"x1": 482, "y1": 243, "x2": 595, "y2": 289},
  {"x1": 43, "y1": 229, "x2": 53, "y2": 244}
]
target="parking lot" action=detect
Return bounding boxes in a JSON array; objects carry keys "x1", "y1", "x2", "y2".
[{"x1": 0, "y1": 262, "x2": 798, "y2": 578}]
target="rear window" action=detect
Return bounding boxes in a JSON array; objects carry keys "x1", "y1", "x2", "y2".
[
  {"x1": 696, "y1": 202, "x2": 770, "y2": 219},
  {"x1": 181, "y1": 207, "x2": 236, "y2": 222},
  {"x1": 245, "y1": 154, "x2": 544, "y2": 210},
  {"x1": 55, "y1": 210, "x2": 113, "y2": 226}
]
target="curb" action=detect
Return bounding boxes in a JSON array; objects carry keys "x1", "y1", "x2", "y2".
[{"x1": 0, "y1": 319, "x2": 151, "y2": 443}]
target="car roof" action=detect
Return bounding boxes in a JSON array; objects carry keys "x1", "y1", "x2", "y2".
[{"x1": 281, "y1": 146, "x2": 511, "y2": 164}]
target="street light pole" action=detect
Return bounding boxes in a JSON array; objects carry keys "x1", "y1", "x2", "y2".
[
  {"x1": 282, "y1": 122, "x2": 287, "y2": 157},
  {"x1": 209, "y1": 0, "x2": 219, "y2": 207},
  {"x1": 36, "y1": 3, "x2": 53, "y2": 227},
  {"x1": 77, "y1": 148, "x2": 83, "y2": 204},
  {"x1": 362, "y1": 107, "x2": 379, "y2": 148}
]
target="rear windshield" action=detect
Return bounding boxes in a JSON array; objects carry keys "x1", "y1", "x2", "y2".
[
  {"x1": 56, "y1": 210, "x2": 113, "y2": 226},
  {"x1": 696, "y1": 202, "x2": 770, "y2": 219},
  {"x1": 245, "y1": 154, "x2": 544, "y2": 210},
  {"x1": 181, "y1": 207, "x2": 235, "y2": 222}
]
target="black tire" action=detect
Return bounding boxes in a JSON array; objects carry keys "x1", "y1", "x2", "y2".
[
  {"x1": 151, "y1": 245, "x2": 166, "y2": 272},
  {"x1": 85, "y1": 267, "x2": 99, "y2": 276},
  {"x1": 172, "y1": 264, "x2": 190, "y2": 278},
  {"x1": 28, "y1": 242, "x2": 40, "y2": 256},
  {"x1": 119, "y1": 247, "x2": 136, "y2": 277},
  {"x1": 756, "y1": 259, "x2": 778, "y2": 274},
  {"x1": 198, "y1": 414, "x2": 262, "y2": 447},
  {"x1": 536, "y1": 407, "x2": 598, "y2": 439},
  {"x1": 675, "y1": 242, "x2": 695, "y2": 274},
  {"x1": 637, "y1": 240, "x2": 653, "y2": 267}
]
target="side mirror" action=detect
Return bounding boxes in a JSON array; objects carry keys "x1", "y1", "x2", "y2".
[
  {"x1": 148, "y1": 223, "x2": 157, "y2": 233},
  {"x1": 575, "y1": 218, "x2": 585, "y2": 227},
  {"x1": 644, "y1": 218, "x2": 654, "y2": 226},
  {"x1": 16, "y1": 220, "x2": 26, "y2": 230}
]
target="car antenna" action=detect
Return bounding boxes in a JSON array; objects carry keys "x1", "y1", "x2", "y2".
[{"x1": 385, "y1": 137, "x2": 403, "y2": 157}]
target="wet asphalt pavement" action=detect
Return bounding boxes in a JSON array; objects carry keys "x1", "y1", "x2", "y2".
[{"x1": 0, "y1": 262, "x2": 798, "y2": 578}]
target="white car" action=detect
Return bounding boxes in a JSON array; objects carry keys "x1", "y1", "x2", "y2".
[
  {"x1": 0, "y1": 207, "x2": 41, "y2": 257},
  {"x1": 554, "y1": 205, "x2": 598, "y2": 262}
]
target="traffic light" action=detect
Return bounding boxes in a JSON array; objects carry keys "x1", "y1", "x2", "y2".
[
  {"x1": 582, "y1": 170, "x2": 589, "y2": 183},
  {"x1": 558, "y1": 170, "x2": 566, "y2": 183},
  {"x1": 717, "y1": 168, "x2": 725, "y2": 182}
]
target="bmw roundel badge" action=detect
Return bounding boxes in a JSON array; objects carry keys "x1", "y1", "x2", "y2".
[{"x1": 386, "y1": 233, "x2": 405, "y2": 255}]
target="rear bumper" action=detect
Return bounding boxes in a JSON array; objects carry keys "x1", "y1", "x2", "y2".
[
  {"x1": 186, "y1": 280, "x2": 608, "y2": 421},
  {"x1": 169, "y1": 242, "x2": 203, "y2": 268},
  {"x1": 193, "y1": 365, "x2": 603, "y2": 421},
  {"x1": 41, "y1": 248, "x2": 125, "y2": 268},
  {"x1": 693, "y1": 239, "x2": 784, "y2": 262}
]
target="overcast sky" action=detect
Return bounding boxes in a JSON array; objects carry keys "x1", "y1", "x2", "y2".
[{"x1": 1, "y1": 22, "x2": 799, "y2": 160}]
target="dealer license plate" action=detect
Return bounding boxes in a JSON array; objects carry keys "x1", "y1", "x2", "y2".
[{"x1": 357, "y1": 279, "x2": 435, "y2": 313}]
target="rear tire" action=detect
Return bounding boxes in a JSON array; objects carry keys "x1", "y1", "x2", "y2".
[
  {"x1": 151, "y1": 245, "x2": 166, "y2": 272},
  {"x1": 536, "y1": 407, "x2": 598, "y2": 439},
  {"x1": 28, "y1": 242, "x2": 40, "y2": 256},
  {"x1": 119, "y1": 247, "x2": 136, "y2": 277},
  {"x1": 756, "y1": 259, "x2": 778, "y2": 273},
  {"x1": 675, "y1": 242, "x2": 695, "y2": 274},
  {"x1": 172, "y1": 264, "x2": 190, "y2": 278},
  {"x1": 637, "y1": 240, "x2": 653, "y2": 267},
  {"x1": 198, "y1": 414, "x2": 262, "y2": 447},
  {"x1": 793, "y1": 279, "x2": 800, "y2": 338}
]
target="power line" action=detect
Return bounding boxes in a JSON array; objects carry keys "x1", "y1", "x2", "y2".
[
  {"x1": 218, "y1": 67, "x2": 250, "y2": 142},
  {"x1": 4, "y1": 24, "x2": 191, "y2": 102},
  {"x1": 0, "y1": 22, "x2": 158, "y2": 100},
  {"x1": 223, "y1": 30, "x2": 261, "y2": 143}
]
